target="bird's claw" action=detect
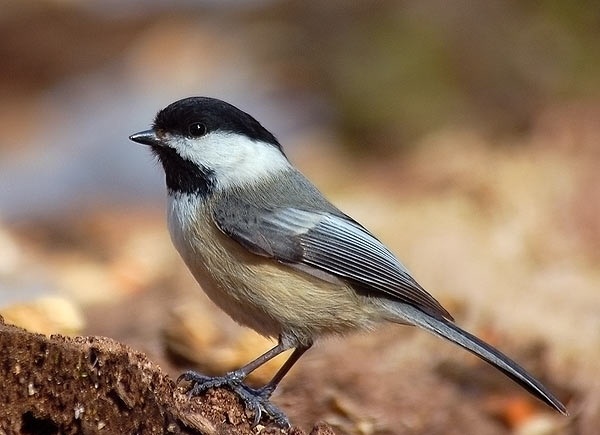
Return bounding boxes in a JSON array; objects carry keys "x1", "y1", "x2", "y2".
[
  {"x1": 177, "y1": 371, "x2": 290, "y2": 428},
  {"x1": 237, "y1": 384, "x2": 290, "y2": 428}
]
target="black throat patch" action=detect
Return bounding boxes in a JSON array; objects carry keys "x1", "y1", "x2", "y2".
[{"x1": 152, "y1": 146, "x2": 215, "y2": 196}]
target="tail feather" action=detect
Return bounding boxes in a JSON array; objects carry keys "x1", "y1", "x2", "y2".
[{"x1": 390, "y1": 303, "x2": 567, "y2": 415}]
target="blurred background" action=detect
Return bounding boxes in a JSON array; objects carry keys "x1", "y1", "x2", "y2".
[{"x1": 1, "y1": 1, "x2": 599, "y2": 433}]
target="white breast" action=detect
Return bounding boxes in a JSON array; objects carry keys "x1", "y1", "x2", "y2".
[{"x1": 167, "y1": 193, "x2": 199, "y2": 257}]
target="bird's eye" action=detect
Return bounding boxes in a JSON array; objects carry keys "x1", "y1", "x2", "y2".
[{"x1": 188, "y1": 122, "x2": 207, "y2": 137}]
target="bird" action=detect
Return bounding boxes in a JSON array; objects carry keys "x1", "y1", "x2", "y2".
[{"x1": 129, "y1": 96, "x2": 567, "y2": 427}]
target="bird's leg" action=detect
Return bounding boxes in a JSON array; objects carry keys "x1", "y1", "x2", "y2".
[
  {"x1": 249, "y1": 343, "x2": 311, "y2": 398},
  {"x1": 177, "y1": 339, "x2": 311, "y2": 427}
]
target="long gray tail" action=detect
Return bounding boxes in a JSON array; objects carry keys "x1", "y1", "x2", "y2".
[{"x1": 391, "y1": 303, "x2": 567, "y2": 415}]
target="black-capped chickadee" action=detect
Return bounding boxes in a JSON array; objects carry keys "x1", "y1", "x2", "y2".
[{"x1": 129, "y1": 97, "x2": 566, "y2": 427}]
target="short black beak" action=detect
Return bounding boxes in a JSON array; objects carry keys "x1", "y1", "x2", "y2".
[{"x1": 129, "y1": 129, "x2": 161, "y2": 147}]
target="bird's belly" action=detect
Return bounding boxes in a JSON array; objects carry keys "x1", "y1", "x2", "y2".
[
  {"x1": 185, "y1": 262, "x2": 284, "y2": 339},
  {"x1": 184, "y1": 243, "x2": 380, "y2": 344}
]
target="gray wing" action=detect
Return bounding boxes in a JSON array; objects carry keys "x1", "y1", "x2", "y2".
[{"x1": 214, "y1": 205, "x2": 452, "y2": 320}]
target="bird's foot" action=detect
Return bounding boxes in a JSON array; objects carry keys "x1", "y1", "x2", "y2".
[
  {"x1": 236, "y1": 384, "x2": 290, "y2": 428},
  {"x1": 177, "y1": 371, "x2": 290, "y2": 428},
  {"x1": 177, "y1": 370, "x2": 244, "y2": 395}
]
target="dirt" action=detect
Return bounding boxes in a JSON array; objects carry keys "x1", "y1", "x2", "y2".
[{"x1": 0, "y1": 317, "x2": 335, "y2": 435}]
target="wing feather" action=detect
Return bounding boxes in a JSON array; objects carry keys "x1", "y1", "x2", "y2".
[{"x1": 215, "y1": 205, "x2": 452, "y2": 320}]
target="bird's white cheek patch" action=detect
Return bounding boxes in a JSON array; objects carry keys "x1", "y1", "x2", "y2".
[{"x1": 172, "y1": 132, "x2": 291, "y2": 188}]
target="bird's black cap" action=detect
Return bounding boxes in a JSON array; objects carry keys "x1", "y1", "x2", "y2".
[{"x1": 153, "y1": 97, "x2": 282, "y2": 150}]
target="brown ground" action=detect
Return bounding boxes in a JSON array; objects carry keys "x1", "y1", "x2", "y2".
[{"x1": 0, "y1": 317, "x2": 334, "y2": 435}]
